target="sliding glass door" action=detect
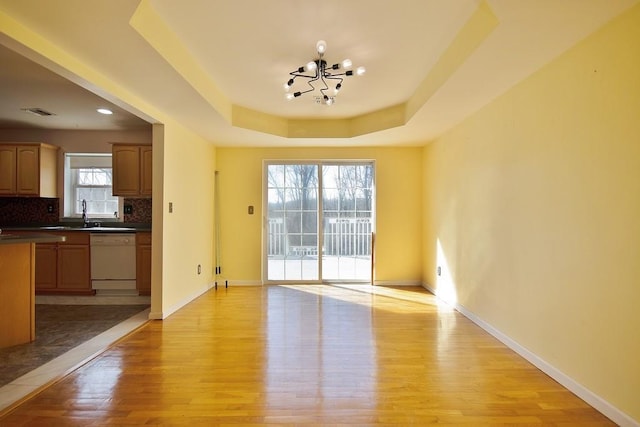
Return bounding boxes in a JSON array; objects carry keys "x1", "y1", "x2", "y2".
[
  {"x1": 264, "y1": 161, "x2": 375, "y2": 283},
  {"x1": 321, "y1": 164, "x2": 374, "y2": 281},
  {"x1": 265, "y1": 164, "x2": 319, "y2": 281}
]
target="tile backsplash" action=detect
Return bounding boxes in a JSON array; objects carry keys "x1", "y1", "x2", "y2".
[
  {"x1": 0, "y1": 197, "x2": 59, "y2": 225},
  {"x1": 123, "y1": 198, "x2": 152, "y2": 223},
  {"x1": 0, "y1": 197, "x2": 152, "y2": 225}
]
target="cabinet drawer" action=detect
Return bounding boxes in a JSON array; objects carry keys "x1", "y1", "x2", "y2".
[{"x1": 58, "y1": 232, "x2": 90, "y2": 245}]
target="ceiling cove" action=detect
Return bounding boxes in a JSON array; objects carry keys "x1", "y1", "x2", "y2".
[{"x1": 130, "y1": 0, "x2": 498, "y2": 139}]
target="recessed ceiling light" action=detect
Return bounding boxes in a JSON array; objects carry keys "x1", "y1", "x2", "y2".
[{"x1": 97, "y1": 108, "x2": 113, "y2": 115}]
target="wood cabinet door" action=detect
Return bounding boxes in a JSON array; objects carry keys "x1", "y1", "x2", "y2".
[
  {"x1": 112, "y1": 145, "x2": 140, "y2": 196},
  {"x1": 0, "y1": 145, "x2": 17, "y2": 195},
  {"x1": 136, "y1": 232, "x2": 152, "y2": 295},
  {"x1": 16, "y1": 146, "x2": 40, "y2": 195},
  {"x1": 140, "y1": 146, "x2": 153, "y2": 196},
  {"x1": 136, "y1": 244, "x2": 152, "y2": 295},
  {"x1": 38, "y1": 144, "x2": 58, "y2": 198},
  {"x1": 57, "y1": 245, "x2": 91, "y2": 291},
  {"x1": 35, "y1": 244, "x2": 58, "y2": 290},
  {"x1": 0, "y1": 244, "x2": 34, "y2": 347}
]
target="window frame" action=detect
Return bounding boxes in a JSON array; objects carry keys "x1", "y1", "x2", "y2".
[{"x1": 63, "y1": 153, "x2": 121, "y2": 220}]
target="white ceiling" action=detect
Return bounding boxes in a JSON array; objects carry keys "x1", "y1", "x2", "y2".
[
  {"x1": 0, "y1": 0, "x2": 637, "y2": 146},
  {"x1": 0, "y1": 44, "x2": 150, "y2": 131}
]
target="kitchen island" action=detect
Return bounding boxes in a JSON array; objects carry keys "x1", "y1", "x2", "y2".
[{"x1": 0, "y1": 232, "x2": 65, "y2": 348}]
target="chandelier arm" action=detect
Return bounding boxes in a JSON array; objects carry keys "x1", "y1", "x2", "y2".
[
  {"x1": 325, "y1": 72, "x2": 350, "y2": 78},
  {"x1": 324, "y1": 75, "x2": 344, "y2": 85},
  {"x1": 319, "y1": 76, "x2": 330, "y2": 98},
  {"x1": 298, "y1": 86, "x2": 315, "y2": 95},
  {"x1": 285, "y1": 73, "x2": 319, "y2": 95},
  {"x1": 300, "y1": 73, "x2": 321, "y2": 95},
  {"x1": 289, "y1": 71, "x2": 316, "y2": 79},
  {"x1": 300, "y1": 64, "x2": 320, "y2": 92}
]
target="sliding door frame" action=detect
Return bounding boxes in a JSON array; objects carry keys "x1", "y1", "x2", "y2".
[{"x1": 262, "y1": 159, "x2": 376, "y2": 285}]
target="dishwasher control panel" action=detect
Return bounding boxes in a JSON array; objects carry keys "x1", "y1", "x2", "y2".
[{"x1": 90, "y1": 233, "x2": 136, "y2": 246}]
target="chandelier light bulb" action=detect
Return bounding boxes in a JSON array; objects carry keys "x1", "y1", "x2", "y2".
[
  {"x1": 305, "y1": 61, "x2": 317, "y2": 72},
  {"x1": 284, "y1": 78, "x2": 294, "y2": 91},
  {"x1": 316, "y1": 40, "x2": 327, "y2": 55},
  {"x1": 356, "y1": 66, "x2": 366, "y2": 76},
  {"x1": 286, "y1": 93, "x2": 295, "y2": 100},
  {"x1": 342, "y1": 59, "x2": 352, "y2": 69}
]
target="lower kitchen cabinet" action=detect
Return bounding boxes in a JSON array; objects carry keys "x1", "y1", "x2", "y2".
[
  {"x1": 34, "y1": 244, "x2": 57, "y2": 290},
  {"x1": 136, "y1": 232, "x2": 151, "y2": 295},
  {"x1": 35, "y1": 232, "x2": 92, "y2": 295}
]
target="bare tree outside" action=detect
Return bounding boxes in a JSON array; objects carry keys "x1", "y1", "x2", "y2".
[
  {"x1": 266, "y1": 162, "x2": 374, "y2": 281},
  {"x1": 328, "y1": 164, "x2": 373, "y2": 216}
]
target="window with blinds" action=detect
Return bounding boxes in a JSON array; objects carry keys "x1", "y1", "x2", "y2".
[{"x1": 64, "y1": 153, "x2": 119, "y2": 218}]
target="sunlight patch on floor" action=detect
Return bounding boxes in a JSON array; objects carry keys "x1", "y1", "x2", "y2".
[{"x1": 278, "y1": 284, "x2": 444, "y2": 314}]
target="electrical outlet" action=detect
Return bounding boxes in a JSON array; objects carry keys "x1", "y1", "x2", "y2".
[
  {"x1": 248, "y1": 205, "x2": 254, "y2": 215},
  {"x1": 124, "y1": 205, "x2": 133, "y2": 214},
  {"x1": 47, "y1": 204, "x2": 54, "y2": 213},
  {"x1": 169, "y1": 202, "x2": 173, "y2": 213},
  {"x1": 197, "y1": 264, "x2": 201, "y2": 275},
  {"x1": 437, "y1": 266, "x2": 442, "y2": 276}
]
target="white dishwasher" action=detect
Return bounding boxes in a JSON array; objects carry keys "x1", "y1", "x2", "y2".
[{"x1": 90, "y1": 233, "x2": 136, "y2": 294}]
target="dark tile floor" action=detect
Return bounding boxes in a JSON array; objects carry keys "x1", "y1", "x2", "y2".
[{"x1": 0, "y1": 304, "x2": 149, "y2": 387}]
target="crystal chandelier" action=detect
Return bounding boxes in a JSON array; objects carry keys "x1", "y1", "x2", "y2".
[{"x1": 284, "y1": 40, "x2": 366, "y2": 105}]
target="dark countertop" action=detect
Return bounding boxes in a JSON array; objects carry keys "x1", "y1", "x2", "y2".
[
  {"x1": 0, "y1": 232, "x2": 66, "y2": 245},
  {"x1": 0, "y1": 224, "x2": 151, "y2": 233}
]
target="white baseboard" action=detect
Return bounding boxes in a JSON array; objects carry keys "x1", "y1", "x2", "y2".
[
  {"x1": 422, "y1": 282, "x2": 638, "y2": 427},
  {"x1": 374, "y1": 280, "x2": 422, "y2": 287},
  {"x1": 148, "y1": 311, "x2": 163, "y2": 320},
  {"x1": 229, "y1": 280, "x2": 422, "y2": 287},
  {"x1": 225, "y1": 280, "x2": 262, "y2": 287},
  {"x1": 152, "y1": 281, "x2": 216, "y2": 320}
]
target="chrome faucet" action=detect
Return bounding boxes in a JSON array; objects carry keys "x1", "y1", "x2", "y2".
[{"x1": 82, "y1": 199, "x2": 89, "y2": 227}]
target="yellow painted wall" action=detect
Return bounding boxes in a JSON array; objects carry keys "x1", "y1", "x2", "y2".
[
  {"x1": 423, "y1": 3, "x2": 640, "y2": 421},
  {"x1": 157, "y1": 121, "x2": 216, "y2": 317},
  {"x1": 216, "y1": 147, "x2": 422, "y2": 284}
]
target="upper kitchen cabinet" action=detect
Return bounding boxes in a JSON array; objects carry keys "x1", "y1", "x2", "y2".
[
  {"x1": 0, "y1": 143, "x2": 58, "y2": 197},
  {"x1": 140, "y1": 145, "x2": 152, "y2": 196},
  {"x1": 112, "y1": 144, "x2": 152, "y2": 197}
]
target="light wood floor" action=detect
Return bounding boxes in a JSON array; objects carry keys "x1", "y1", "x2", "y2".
[{"x1": 0, "y1": 285, "x2": 613, "y2": 425}]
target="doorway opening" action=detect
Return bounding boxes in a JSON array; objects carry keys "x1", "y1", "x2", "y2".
[{"x1": 264, "y1": 161, "x2": 375, "y2": 283}]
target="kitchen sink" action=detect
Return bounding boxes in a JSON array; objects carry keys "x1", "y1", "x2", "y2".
[{"x1": 37, "y1": 226, "x2": 136, "y2": 232}]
